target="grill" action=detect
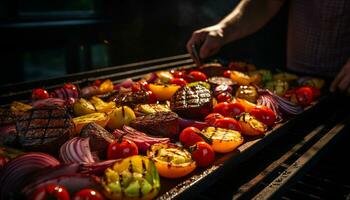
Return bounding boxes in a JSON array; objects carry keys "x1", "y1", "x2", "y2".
[{"x1": 1, "y1": 54, "x2": 349, "y2": 200}]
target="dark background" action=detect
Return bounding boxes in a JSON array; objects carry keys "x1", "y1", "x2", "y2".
[{"x1": 0, "y1": 0, "x2": 288, "y2": 86}]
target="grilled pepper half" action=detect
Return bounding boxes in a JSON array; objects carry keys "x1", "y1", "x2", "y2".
[
  {"x1": 237, "y1": 113, "x2": 267, "y2": 136},
  {"x1": 201, "y1": 127, "x2": 244, "y2": 153},
  {"x1": 147, "y1": 143, "x2": 196, "y2": 179},
  {"x1": 102, "y1": 155, "x2": 160, "y2": 200}
]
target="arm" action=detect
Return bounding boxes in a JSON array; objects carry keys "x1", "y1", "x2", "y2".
[
  {"x1": 330, "y1": 57, "x2": 350, "y2": 95},
  {"x1": 187, "y1": 0, "x2": 286, "y2": 59}
]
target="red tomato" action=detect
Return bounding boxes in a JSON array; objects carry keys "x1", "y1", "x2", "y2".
[
  {"x1": 64, "y1": 83, "x2": 78, "y2": 91},
  {"x1": 0, "y1": 155, "x2": 8, "y2": 169},
  {"x1": 171, "y1": 70, "x2": 187, "y2": 79},
  {"x1": 169, "y1": 78, "x2": 188, "y2": 87},
  {"x1": 146, "y1": 90, "x2": 157, "y2": 104},
  {"x1": 93, "y1": 80, "x2": 102, "y2": 87},
  {"x1": 295, "y1": 86, "x2": 313, "y2": 106},
  {"x1": 213, "y1": 118, "x2": 242, "y2": 132},
  {"x1": 213, "y1": 102, "x2": 245, "y2": 118},
  {"x1": 32, "y1": 88, "x2": 50, "y2": 100},
  {"x1": 190, "y1": 142, "x2": 215, "y2": 167},
  {"x1": 107, "y1": 139, "x2": 139, "y2": 160},
  {"x1": 73, "y1": 189, "x2": 105, "y2": 200},
  {"x1": 179, "y1": 127, "x2": 205, "y2": 148},
  {"x1": 250, "y1": 106, "x2": 276, "y2": 126},
  {"x1": 30, "y1": 185, "x2": 70, "y2": 200},
  {"x1": 205, "y1": 113, "x2": 224, "y2": 125},
  {"x1": 188, "y1": 71, "x2": 207, "y2": 82},
  {"x1": 223, "y1": 70, "x2": 231, "y2": 78},
  {"x1": 216, "y1": 92, "x2": 232, "y2": 103}
]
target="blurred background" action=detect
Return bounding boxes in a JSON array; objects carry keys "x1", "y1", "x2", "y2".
[{"x1": 0, "y1": 0, "x2": 287, "y2": 86}]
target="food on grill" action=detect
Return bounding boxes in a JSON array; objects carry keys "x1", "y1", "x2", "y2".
[
  {"x1": 148, "y1": 83, "x2": 180, "y2": 101},
  {"x1": 31, "y1": 88, "x2": 50, "y2": 100},
  {"x1": 107, "y1": 138, "x2": 138, "y2": 160},
  {"x1": 147, "y1": 143, "x2": 196, "y2": 178},
  {"x1": 0, "y1": 125, "x2": 17, "y2": 146},
  {"x1": 187, "y1": 81, "x2": 211, "y2": 90},
  {"x1": 60, "y1": 137, "x2": 96, "y2": 164},
  {"x1": 31, "y1": 98, "x2": 67, "y2": 108},
  {"x1": 235, "y1": 85, "x2": 258, "y2": 103},
  {"x1": 15, "y1": 106, "x2": 73, "y2": 152},
  {"x1": 107, "y1": 106, "x2": 136, "y2": 130},
  {"x1": 190, "y1": 141, "x2": 215, "y2": 167},
  {"x1": 228, "y1": 61, "x2": 256, "y2": 72},
  {"x1": 214, "y1": 84, "x2": 233, "y2": 96},
  {"x1": 90, "y1": 96, "x2": 116, "y2": 113},
  {"x1": 250, "y1": 106, "x2": 277, "y2": 126},
  {"x1": 233, "y1": 98, "x2": 257, "y2": 113},
  {"x1": 179, "y1": 127, "x2": 206, "y2": 148},
  {"x1": 213, "y1": 117, "x2": 242, "y2": 132},
  {"x1": 237, "y1": 113, "x2": 267, "y2": 136},
  {"x1": 208, "y1": 76, "x2": 235, "y2": 86},
  {"x1": 10, "y1": 101, "x2": 32, "y2": 113},
  {"x1": 0, "y1": 153, "x2": 60, "y2": 200},
  {"x1": 170, "y1": 84, "x2": 213, "y2": 119},
  {"x1": 73, "y1": 188, "x2": 105, "y2": 200},
  {"x1": 73, "y1": 98, "x2": 97, "y2": 116},
  {"x1": 202, "y1": 127, "x2": 244, "y2": 153},
  {"x1": 134, "y1": 104, "x2": 171, "y2": 115},
  {"x1": 248, "y1": 69, "x2": 272, "y2": 84},
  {"x1": 80, "y1": 122, "x2": 115, "y2": 157},
  {"x1": 216, "y1": 92, "x2": 233, "y2": 103},
  {"x1": 113, "y1": 126, "x2": 170, "y2": 153},
  {"x1": 169, "y1": 77, "x2": 188, "y2": 87},
  {"x1": 0, "y1": 108, "x2": 16, "y2": 126},
  {"x1": 51, "y1": 83, "x2": 79, "y2": 101},
  {"x1": 294, "y1": 86, "x2": 315, "y2": 106},
  {"x1": 273, "y1": 72, "x2": 298, "y2": 82},
  {"x1": 264, "y1": 80, "x2": 289, "y2": 96},
  {"x1": 156, "y1": 70, "x2": 173, "y2": 83},
  {"x1": 30, "y1": 184, "x2": 70, "y2": 200},
  {"x1": 102, "y1": 155, "x2": 160, "y2": 200},
  {"x1": 188, "y1": 71, "x2": 207, "y2": 82},
  {"x1": 205, "y1": 113, "x2": 224, "y2": 125},
  {"x1": 230, "y1": 70, "x2": 253, "y2": 85},
  {"x1": 198, "y1": 62, "x2": 225, "y2": 77},
  {"x1": 98, "y1": 79, "x2": 114, "y2": 94},
  {"x1": 73, "y1": 112, "x2": 109, "y2": 134},
  {"x1": 80, "y1": 85, "x2": 100, "y2": 98},
  {"x1": 297, "y1": 76, "x2": 325, "y2": 89},
  {"x1": 113, "y1": 90, "x2": 156, "y2": 107},
  {"x1": 213, "y1": 102, "x2": 245, "y2": 118},
  {"x1": 130, "y1": 111, "x2": 179, "y2": 138}
]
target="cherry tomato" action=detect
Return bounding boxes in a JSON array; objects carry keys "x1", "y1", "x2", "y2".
[
  {"x1": 216, "y1": 92, "x2": 232, "y2": 103},
  {"x1": 146, "y1": 90, "x2": 157, "y2": 104},
  {"x1": 107, "y1": 139, "x2": 139, "y2": 160},
  {"x1": 205, "y1": 113, "x2": 224, "y2": 125},
  {"x1": 179, "y1": 127, "x2": 205, "y2": 148},
  {"x1": 295, "y1": 86, "x2": 313, "y2": 106},
  {"x1": 32, "y1": 88, "x2": 50, "y2": 100},
  {"x1": 250, "y1": 106, "x2": 276, "y2": 126},
  {"x1": 169, "y1": 78, "x2": 188, "y2": 87},
  {"x1": 93, "y1": 80, "x2": 102, "y2": 87},
  {"x1": 64, "y1": 83, "x2": 78, "y2": 91},
  {"x1": 171, "y1": 70, "x2": 187, "y2": 79},
  {"x1": 213, "y1": 118, "x2": 242, "y2": 132},
  {"x1": 30, "y1": 184, "x2": 70, "y2": 200},
  {"x1": 190, "y1": 142, "x2": 215, "y2": 167},
  {"x1": 0, "y1": 155, "x2": 8, "y2": 169},
  {"x1": 223, "y1": 70, "x2": 231, "y2": 78},
  {"x1": 213, "y1": 102, "x2": 245, "y2": 118},
  {"x1": 188, "y1": 71, "x2": 207, "y2": 82},
  {"x1": 73, "y1": 189, "x2": 105, "y2": 200}
]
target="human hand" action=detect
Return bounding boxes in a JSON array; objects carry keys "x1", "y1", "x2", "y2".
[
  {"x1": 330, "y1": 58, "x2": 350, "y2": 95},
  {"x1": 186, "y1": 24, "x2": 226, "y2": 60}
]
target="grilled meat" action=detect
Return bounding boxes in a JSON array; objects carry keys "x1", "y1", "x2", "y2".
[
  {"x1": 198, "y1": 62, "x2": 225, "y2": 77},
  {"x1": 170, "y1": 85, "x2": 213, "y2": 120},
  {"x1": 111, "y1": 90, "x2": 152, "y2": 108},
  {"x1": 80, "y1": 122, "x2": 115, "y2": 158},
  {"x1": 0, "y1": 108, "x2": 15, "y2": 126},
  {"x1": 130, "y1": 111, "x2": 179, "y2": 138},
  {"x1": 15, "y1": 106, "x2": 73, "y2": 153}
]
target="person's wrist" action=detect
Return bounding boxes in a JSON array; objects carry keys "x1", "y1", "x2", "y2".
[{"x1": 217, "y1": 21, "x2": 238, "y2": 45}]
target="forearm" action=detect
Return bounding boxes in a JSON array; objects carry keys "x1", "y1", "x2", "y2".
[{"x1": 219, "y1": 0, "x2": 286, "y2": 44}]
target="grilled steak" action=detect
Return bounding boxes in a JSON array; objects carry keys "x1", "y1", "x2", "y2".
[
  {"x1": 15, "y1": 106, "x2": 73, "y2": 153},
  {"x1": 170, "y1": 85, "x2": 213, "y2": 120},
  {"x1": 0, "y1": 108, "x2": 15, "y2": 126},
  {"x1": 130, "y1": 112, "x2": 179, "y2": 138},
  {"x1": 80, "y1": 122, "x2": 115, "y2": 158},
  {"x1": 111, "y1": 90, "x2": 152, "y2": 108}
]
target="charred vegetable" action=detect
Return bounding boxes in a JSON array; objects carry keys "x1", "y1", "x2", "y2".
[
  {"x1": 237, "y1": 113, "x2": 267, "y2": 136},
  {"x1": 235, "y1": 85, "x2": 258, "y2": 103},
  {"x1": 107, "y1": 106, "x2": 136, "y2": 130},
  {"x1": 264, "y1": 80, "x2": 289, "y2": 96},
  {"x1": 102, "y1": 155, "x2": 160, "y2": 200},
  {"x1": 201, "y1": 127, "x2": 244, "y2": 153},
  {"x1": 147, "y1": 143, "x2": 196, "y2": 179}
]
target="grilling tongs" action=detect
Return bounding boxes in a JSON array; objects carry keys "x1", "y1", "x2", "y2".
[{"x1": 191, "y1": 44, "x2": 202, "y2": 67}]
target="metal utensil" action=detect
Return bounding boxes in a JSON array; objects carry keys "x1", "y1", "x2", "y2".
[{"x1": 191, "y1": 44, "x2": 202, "y2": 67}]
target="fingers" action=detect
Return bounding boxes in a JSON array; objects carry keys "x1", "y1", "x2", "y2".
[
  {"x1": 186, "y1": 30, "x2": 207, "y2": 57},
  {"x1": 199, "y1": 37, "x2": 220, "y2": 58}
]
